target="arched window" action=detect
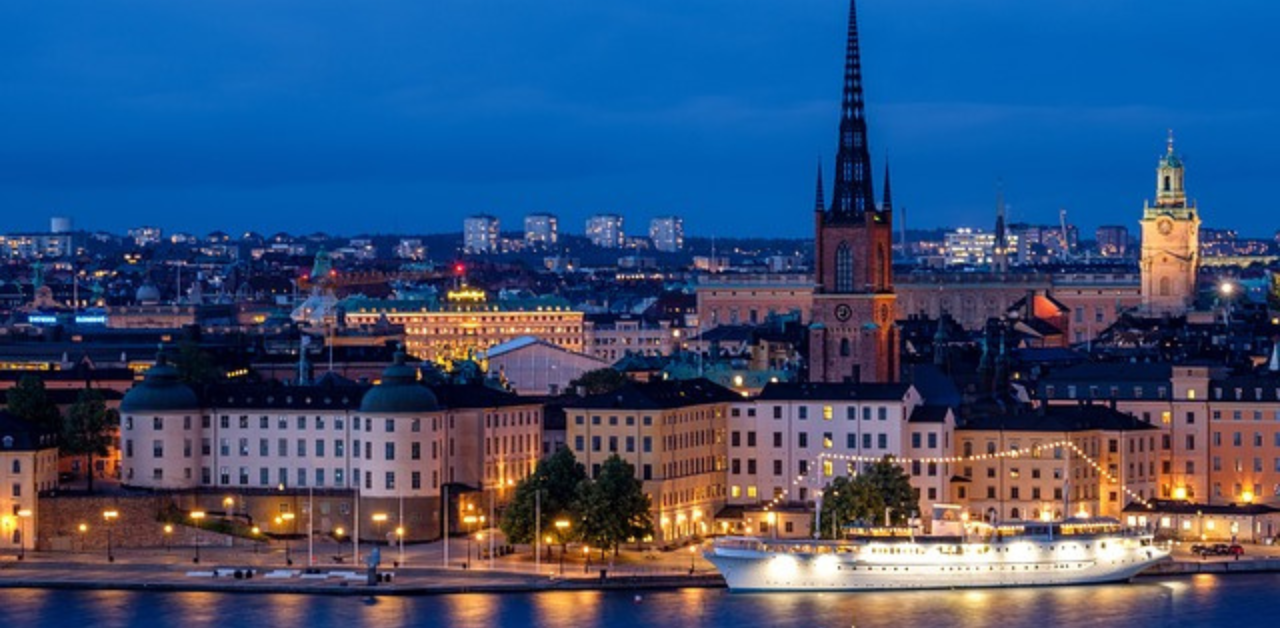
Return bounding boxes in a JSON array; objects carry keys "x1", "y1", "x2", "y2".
[
  {"x1": 1159, "y1": 276, "x2": 1171, "y2": 297},
  {"x1": 1163, "y1": 175, "x2": 1171, "y2": 192},
  {"x1": 1010, "y1": 507, "x2": 1021, "y2": 520},
  {"x1": 963, "y1": 442, "x2": 973, "y2": 458},
  {"x1": 11, "y1": 460, "x2": 19, "y2": 473},
  {"x1": 840, "y1": 338, "x2": 851, "y2": 357},
  {"x1": 835, "y1": 242, "x2": 853, "y2": 292}
]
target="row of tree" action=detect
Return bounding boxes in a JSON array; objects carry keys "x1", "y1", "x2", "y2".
[
  {"x1": 6, "y1": 376, "x2": 118, "y2": 493},
  {"x1": 499, "y1": 448, "x2": 653, "y2": 556}
]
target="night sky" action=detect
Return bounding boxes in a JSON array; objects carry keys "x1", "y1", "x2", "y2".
[{"x1": 2, "y1": 0, "x2": 1276, "y2": 238}]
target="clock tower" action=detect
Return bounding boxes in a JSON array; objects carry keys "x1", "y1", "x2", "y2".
[
  {"x1": 1140, "y1": 132, "x2": 1200, "y2": 316},
  {"x1": 808, "y1": 0, "x2": 898, "y2": 384}
]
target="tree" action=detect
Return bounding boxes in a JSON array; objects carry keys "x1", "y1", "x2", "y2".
[
  {"x1": 172, "y1": 341, "x2": 220, "y2": 385},
  {"x1": 5, "y1": 375, "x2": 62, "y2": 433},
  {"x1": 568, "y1": 368, "x2": 628, "y2": 395},
  {"x1": 63, "y1": 389, "x2": 119, "y2": 494},
  {"x1": 577, "y1": 455, "x2": 654, "y2": 556},
  {"x1": 817, "y1": 456, "x2": 919, "y2": 538},
  {"x1": 499, "y1": 447, "x2": 588, "y2": 546}
]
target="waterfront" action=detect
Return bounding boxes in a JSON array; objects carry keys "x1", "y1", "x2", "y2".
[{"x1": 1, "y1": 573, "x2": 1276, "y2": 628}]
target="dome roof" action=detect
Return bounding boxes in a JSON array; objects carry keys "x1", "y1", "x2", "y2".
[
  {"x1": 359, "y1": 353, "x2": 439, "y2": 414},
  {"x1": 120, "y1": 357, "x2": 199, "y2": 413},
  {"x1": 135, "y1": 282, "x2": 161, "y2": 305}
]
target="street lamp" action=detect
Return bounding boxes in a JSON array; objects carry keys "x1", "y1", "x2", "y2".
[
  {"x1": 554, "y1": 519, "x2": 570, "y2": 575},
  {"x1": 462, "y1": 515, "x2": 478, "y2": 569},
  {"x1": 371, "y1": 513, "x2": 388, "y2": 546},
  {"x1": 688, "y1": 545, "x2": 697, "y2": 575},
  {"x1": 251, "y1": 526, "x2": 261, "y2": 554},
  {"x1": 17, "y1": 509, "x2": 31, "y2": 560},
  {"x1": 163, "y1": 524, "x2": 173, "y2": 552},
  {"x1": 77, "y1": 523, "x2": 88, "y2": 553},
  {"x1": 279, "y1": 513, "x2": 296, "y2": 565},
  {"x1": 190, "y1": 511, "x2": 206, "y2": 563},
  {"x1": 582, "y1": 545, "x2": 590, "y2": 574},
  {"x1": 102, "y1": 510, "x2": 119, "y2": 563},
  {"x1": 395, "y1": 526, "x2": 405, "y2": 567}
]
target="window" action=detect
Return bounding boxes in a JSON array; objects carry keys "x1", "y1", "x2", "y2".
[
  {"x1": 911, "y1": 433, "x2": 921, "y2": 448},
  {"x1": 747, "y1": 432, "x2": 756, "y2": 447},
  {"x1": 411, "y1": 442, "x2": 421, "y2": 460},
  {"x1": 798, "y1": 433, "x2": 809, "y2": 448},
  {"x1": 799, "y1": 407, "x2": 808, "y2": 420},
  {"x1": 385, "y1": 472, "x2": 395, "y2": 490},
  {"x1": 773, "y1": 432, "x2": 783, "y2": 448},
  {"x1": 153, "y1": 416, "x2": 163, "y2": 430},
  {"x1": 877, "y1": 434, "x2": 887, "y2": 449},
  {"x1": 152, "y1": 440, "x2": 163, "y2": 458},
  {"x1": 385, "y1": 443, "x2": 395, "y2": 461}
]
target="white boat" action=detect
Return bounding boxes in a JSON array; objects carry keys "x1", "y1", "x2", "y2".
[{"x1": 705, "y1": 518, "x2": 1170, "y2": 592}]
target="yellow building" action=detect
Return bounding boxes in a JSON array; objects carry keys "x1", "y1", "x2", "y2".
[
  {"x1": 564, "y1": 378, "x2": 738, "y2": 541},
  {"x1": 342, "y1": 291, "x2": 584, "y2": 366},
  {"x1": 0, "y1": 412, "x2": 59, "y2": 552},
  {"x1": 955, "y1": 405, "x2": 1159, "y2": 522},
  {"x1": 1140, "y1": 132, "x2": 1200, "y2": 316}
]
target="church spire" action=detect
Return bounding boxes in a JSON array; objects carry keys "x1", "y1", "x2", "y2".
[
  {"x1": 829, "y1": 0, "x2": 876, "y2": 220},
  {"x1": 881, "y1": 158, "x2": 893, "y2": 212},
  {"x1": 814, "y1": 160, "x2": 826, "y2": 213},
  {"x1": 993, "y1": 179, "x2": 1009, "y2": 273}
]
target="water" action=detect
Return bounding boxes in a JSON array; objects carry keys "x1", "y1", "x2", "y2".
[{"x1": 2, "y1": 573, "x2": 1272, "y2": 628}]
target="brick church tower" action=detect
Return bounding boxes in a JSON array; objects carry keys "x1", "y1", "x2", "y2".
[{"x1": 808, "y1": 0, "x2": 898, "y2": 384}]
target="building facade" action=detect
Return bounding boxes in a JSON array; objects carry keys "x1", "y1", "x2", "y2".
[
  {"x1": 648, "y1": 216, "x2": 685, "y2": 253},
  {"x1": 523, "y1": 213, "x2": 558, "y2": 248},
  {"x1": 585, "y1": 214, "x2": 625, "y2": 249},
  {"x1": 1140, "y1": 134, "x2": 1200, "y2": 315},
  {"x1": 808, "y1": 0, "x2": 897, "y2": 384},
  {"x1": 463, "y1": 215, "x2": 501, "y2": 254}
]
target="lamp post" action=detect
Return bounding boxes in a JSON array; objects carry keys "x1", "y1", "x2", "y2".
[
  {"x1": 462, "y1": 515, "x2": 479, "y2": 569},
  {"x1": 395, "y1": 526, "x2": 405, "y2": 567},
  {"x1": 582, "y1": 545, "x2": 590, "y2": 574},
  {"x1": 190, "y1": 511, "x2": 205, "y2": 563},
  {"x1": 251, "y1": 526, "x2": 261, "y2": 554},
  {"x1": 278, "y1": 513, "x2": 296, "y2": 565},
  {"x1": 688, "y1": 545, "x2": 697, "y2": 575},
  {"x1": 372, "y1": 513, "x2": 388, "y2": 548},
  {"x1": 77, "y1": 523, "x2": 88, "y2": 553},
  {"x1": 102, "y1": 509, "x2": 119, "y2": 563},
  {"x1": 17, "y1": 509, "x2": 31, "y2": 560},
  {"x1": 163, "y1": 524, "x2": 173, "y2": 553},
  {"x1": 554, "y1": 519, "x2": 570, "y2": 576},
  {"x1": 476, "y1": 530, "x2": 484, "y2": 568}
]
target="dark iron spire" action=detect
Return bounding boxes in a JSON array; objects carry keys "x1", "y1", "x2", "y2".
[
  {"x1": 881, "y1": 158, "x2": 893, "y2": 212},
  {"x1": 829, "y1": 0, "x2": 876, "y2": 220},
  {"x1": 814, "y1": 160, "x2": 826, "y2": 213}
]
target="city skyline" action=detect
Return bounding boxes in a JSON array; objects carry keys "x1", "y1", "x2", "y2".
[{"x1": 2, "y1": 0, "x2": 1278, "y2": 238}]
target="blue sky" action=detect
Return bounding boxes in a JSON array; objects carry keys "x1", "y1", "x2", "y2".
[{"x1": 1, "y1": 0, "x2": 1276, "y2": 238}]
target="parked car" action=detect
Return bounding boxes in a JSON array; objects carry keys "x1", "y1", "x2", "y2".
[{"x1": 1227, "y1": 544, "x2": 1245, "y2": 556}]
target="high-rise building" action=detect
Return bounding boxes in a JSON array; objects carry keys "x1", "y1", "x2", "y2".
[
  {"x1": 523, "y1": 213, "x2": 558, "y2": 248},
  {"x1": 649, "y1": 216, "x2": 685, "y2": 252},
  {"x1": 1096, "y1": 225, "x2": 1129, "y2": 258},
  {"x1": 463, "y1": 215, "x2": 500, "y2": 253},
  {"x1": 127, "y1": 226, "x2": 163, "y2": 248},
  {"x1": 1140, "y1": 132, "x2": 1199, "y2": 315},
  {"x1": 808, "y1": 0, "x2": 898, "y2": 384},
  {"x1": 585, "y1": 214, "x2": 625, "y2": 248}
]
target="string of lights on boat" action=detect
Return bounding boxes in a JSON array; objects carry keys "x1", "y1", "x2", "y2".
[{"x1": 759, "y1": 439, "x2": 1154, "y2": 514}]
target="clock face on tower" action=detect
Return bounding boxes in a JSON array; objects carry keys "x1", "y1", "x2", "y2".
[
  {"x1": 1157, "y1": 217, "x2": 1173, "y2": 236},
  {"x1": 834, "y1": 304, "x2": 852, "y2": 322}
]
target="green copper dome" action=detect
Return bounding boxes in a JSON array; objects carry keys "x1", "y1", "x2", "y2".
[
  {"x1": 120, "y1": 357, "x2": 199, "y2": 413},
  {"x1": 359, "y1": 353, "x2": 439, "y2": 414}
]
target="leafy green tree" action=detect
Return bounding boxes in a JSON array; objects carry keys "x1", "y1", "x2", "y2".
[
  {"x1": 63, "y1": 389, "x2": 119, "y2": 493},
  {"x1": 5, "y1": 375, "x2": 62, "y2": 433},
  {"x1": 173, "y1": 341, "x2": 220, "y2": 385},
  {"x1": 817, "y1": 456, "x2": 919, "y2": 538},
  {"x1": 499, "y1": 447, "x2": 588, "y2": 546},
  {"x1": 576, "y1": 455, "x2": 654, "y2": 556},
  {"x1": 568, "y1": 368, "x2": 628, "y2": 395}
]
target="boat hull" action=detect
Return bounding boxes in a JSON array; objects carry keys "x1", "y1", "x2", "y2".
[{"x1": 706, "y1": 538, "x2": 1169, "y2": 592}]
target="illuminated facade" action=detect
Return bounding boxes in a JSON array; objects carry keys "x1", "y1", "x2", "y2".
[
  {"x1": 585, "y1": 214, "x2": 625, "y2": 248},
  {"x1": 564, "y1": 379, "x2": 736, "y2": 541},
  {"x1": 463, "y1": 215, "x2": 500, "y2": 253},
  {"x1": 0, "y1": 412, "x2": 59, "y2": 552},
  {"x1": 342, "y1": 291, "x2": 584, "y2": 366},
  {"x1": 1140, "y1": 133, "x2": 1200, "y2": 315}
]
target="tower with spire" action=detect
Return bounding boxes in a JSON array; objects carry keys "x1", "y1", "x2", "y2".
[
  {"x1": 992, "y1": 181, "x2": 1010, "y2": 274},
  {"x1": 1139, "y1": 131, "x2": 1200, "y2": 315},
  {"x1": 809, "y1": 0, "x2": 898, "y2": 384}
]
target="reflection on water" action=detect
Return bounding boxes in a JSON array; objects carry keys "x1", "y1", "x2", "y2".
[{"x1": 1, "y1": 574, "x2": 1276, "y2": 628}]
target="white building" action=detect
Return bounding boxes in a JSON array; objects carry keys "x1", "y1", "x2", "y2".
[
  {"x1": 649, "y1": 216, "x2": 684, "y2": 253},
  {"x1": 724, "y1": 382, "x2": 953, "y2": 534},
  {"x1": 128, "y1": 226, "x2": 163, "y2": 248},
  {"x1": 463, "y1": 215, "x2": 500, "y2": 253},
  {"x1": 523, "y1": 213, "x2": 558, "y2": 248},
  {"x1": 485, "y1": 336, "x2": 607, "y2": 396},
  {"x1": 395, "y1": 238, "x2": 426, "y2": 260},
  {"x1": 0, "y1": 413, "x2": 59, "y2": 552},
  {"x1": 586, "y1": 214, "x2": 625, "y2": 248}
]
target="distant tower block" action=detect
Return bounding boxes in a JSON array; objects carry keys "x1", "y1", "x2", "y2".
[
  {"x1": 51, "y1": 216, "x2": 72, "y2": 234},
  {"x1": 808, "y1": 0, "x2": 898, "y2": 384},
  {"x1": 1140, "y1": 131, "x2": 1199, "y2": 316}
]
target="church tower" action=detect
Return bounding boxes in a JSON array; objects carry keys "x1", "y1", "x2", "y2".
[
  {"x1": 1140, "y1": 132, "x2": 1200, "y2": 315},
  {"x1": 809, "y1": 0, "x2": 898, "y2": 384}
]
